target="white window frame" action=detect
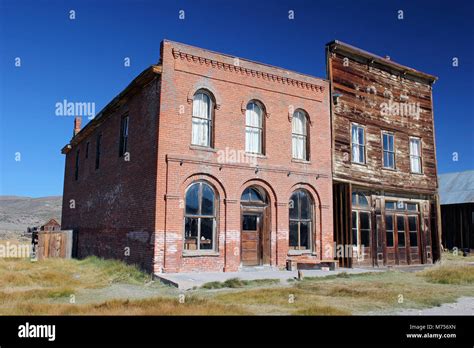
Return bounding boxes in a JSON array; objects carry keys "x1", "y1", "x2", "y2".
[
  {"x1": 409, "y1": 137, "x2": 422, "y2": 174},
  {"x1": 292, "y1": 110, "x2": 308, "y2": 160},
  {"x1": 382, "y1": 131, "x2": 395, "y2": 169},
  {"x1": 245, "y1": 101, "x2": 264, "y2": 155},
  {"x1": 351, "y1": 123, "x2": 366, "y2": 164},
  {"x1": 191, "y1": 91, "x2": 213, "y2": 148}
]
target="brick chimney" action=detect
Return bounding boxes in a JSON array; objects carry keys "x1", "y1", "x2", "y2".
[{"x1": 73, "y1": 116, "x2": 82, "y2": 137}]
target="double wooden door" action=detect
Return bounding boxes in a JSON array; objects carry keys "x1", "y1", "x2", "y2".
[{"x1": 385, "y1": 214, "x2": 421, "y2": 265}]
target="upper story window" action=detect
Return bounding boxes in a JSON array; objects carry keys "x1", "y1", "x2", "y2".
[
  {"x1": 119, "y1": 114, "x2": 129, "y2": 157},
  {"x1": 245, "y1": 101, "x2": 264, "y2": 154},
  {"x1": 192, "y1": 91, "x2": 213, "y2": 147},
  {"x1": 351, "y1": 124, "x2": 365, "y2": 164},
  {"x1": 409, "y1": 137, "x2": 422, "y2": 173},
  {"x1": 292, "y1": 110, "x2": 308, "y2": 160},
  {"x1": 95, "y1": 133, "x2": 102, "y2": 170},
  {"x1": 184, "y1": 181, "x2": 217, "y2": 252},
  {"x1": 85, "y1": 142, "x2": 89, "y2": 159},
  {"x1": 382, "y1": 132, "x2": 395, "y2": 169},
  {"x1": 74, "y1": 150, "x2": 80, "y2": 181}
]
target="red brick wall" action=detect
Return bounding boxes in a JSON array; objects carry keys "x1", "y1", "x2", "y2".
[
  {"x1": 155, "y1": 40, "x2": 333, "y2": 273},
  {"x1": 61, "y1": 77, "x2": 161, "y2": 272}
]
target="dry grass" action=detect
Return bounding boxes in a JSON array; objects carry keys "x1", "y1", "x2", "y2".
[
  {"x1": 201, "y1": 278, "x2": 280, "y2": 289},
  {"x1": 1, "y1": 296, "x2": 249, "y2": 315},
  {"x1": 418, "y1": 261, "x2": 474, "y2": 285},
  {"x1": 210, "y1": 266, "x2": 474, "y2": 315},
  {"x1": 0, "y1": 253, "x2": 473, "y2": 315}
]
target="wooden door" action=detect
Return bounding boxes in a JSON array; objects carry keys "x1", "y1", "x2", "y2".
[
  {"x1": 395, "y1": 215, "x2": 408, "y2": 265},
  {"x1": 407, "y1": 215, "x2": 421, "y2": 264},
  {"x1": 385, "y1": 214, "x2": 396, "y2": 265},
  {"x1": 241, "y1": 213, "x2": 261, "y2": 266}
]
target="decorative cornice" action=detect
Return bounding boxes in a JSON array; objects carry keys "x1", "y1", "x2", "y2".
[{"x1": 172, "y1": 48, "x2": 325, "y2": 93}]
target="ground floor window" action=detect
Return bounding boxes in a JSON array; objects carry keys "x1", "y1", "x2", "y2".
[
  {"x1": 289, "y1": 189, "x2": 313, "y2": 250},
  {"x1": 352, "y1": 210, "x2": 371, "y2": 249},
  {"x1": 184, "y1": 181, "x2": 217, "y2": 252}
]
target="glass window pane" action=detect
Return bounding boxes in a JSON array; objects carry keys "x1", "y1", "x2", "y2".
[
  {"x1": 192, "y1": 117, "x2": 209, "y2": 146},
  {"x1": 397, "y1": 216, "x2": 405, "y2": 232},
  {"x1": 289, "y1": 193, "x2": 299, "y2": 219},
  {"x1": 383, "y1": 134, "x2": 388, "y2": 151},
  {"x1": 241, "y1": 188, "x2": 250, "y2": 201},
  {"x1": 300, "y1": 192, "x2": 311, "y2": 219},
  {"x1": 352, "y1": 211, "x2": 357, "y2": 245},
  {"x1": 358, "y1": 193, "x2": 369, "y2": 207},
  {"x1": 361, "y1": 229, "x2": 370, "y2": 247},
  {"x1": 386, "y1": 202, "x2": 396, "y2": 210},
  {"x1": 358, "y1": 127, "x2": 364, "y2": 144},
  {"x1": 184, "y1": 217, "x2": 198, "y2": 250},
  {"x1": 300, "y1": 222, "x2": 309, "y2": 249},
  {"x1": 386, "y1": 231, "x2": 394, "y2": 247},
  {"x1": 201, "y1": 184, "x2": 214, "y2": 216},
  {"x1": 407, "y1": 203, "x2": 417, "y2": 211},
  {"x1": 200, "y1": 218, "x2": 214, "y2": 250},
  {"x1": 249, "y1": 188, "x2": 263, "y2": 202},
  {"x1": 245, "y1": 127, "x2": 261, "y2": 153},
  {"x1": 359, "y1": 145, "x2": 365, "y2": 163},
  {"x1": 408, "y1": 216, "x2": 417, "y2": 231},
  {"x1": 242, "y1": 215, "x2": 257, "y2": 230},
  {"x1": 386, "y1": 215, "x2": 393, "y2": 230},
  {"x1": 185, "y1": 184, "x2": 199, "y2": 215},
  {"x1": 410, "y1": 232, "x2": 418, "y2": 247},
  {"x1": 352, "y1": 192, "x2": 357, "y2": 206},
  {"x1": 360, "y1": 212, "x2": 370, "y2": 229},
  {"x1": 289, "y1": 222, "x2": 298, "y2": 248},
  {"x1": 398, "y1": 231, "x2": 405, "y2": 247}
]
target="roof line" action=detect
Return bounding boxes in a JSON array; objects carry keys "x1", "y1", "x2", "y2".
[{"x1": 326, "y1": 40, "x2": 438, "y2": 82}]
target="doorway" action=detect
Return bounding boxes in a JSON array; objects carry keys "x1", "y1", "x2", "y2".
[
  {"x1": 240, "y1": 186, "x2": 270, "y2": 267},
  {"x1": 241, "y1": 213, "x2": 262, "y2": 266}
]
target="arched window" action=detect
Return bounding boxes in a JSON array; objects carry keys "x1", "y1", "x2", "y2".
[
  {"x1": 192, "y1": 91, "x2": 213, "y2": 147},
  {"x1": 184, "y1": 181, "x2": 217, "y2": 252},
  {"x1": 241, "y1": 186, "x2": 267, "y2": 204},
  {"x1": 245, "y1": 101, "x2": 264, "y2": 154},
  {"x1": 289, "y1": 190, "x2": 313, "y2": 250},
  {"x1": 352, "y1": 191, "x2": 369, "y2": 207},
  {"x1": 292, "y1": 110, "x2": 308, "y2": 160}
]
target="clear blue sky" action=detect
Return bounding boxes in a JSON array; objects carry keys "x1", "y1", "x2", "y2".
[{"x1": 0, "y1": 0, "x2": 473, "y2": 197}]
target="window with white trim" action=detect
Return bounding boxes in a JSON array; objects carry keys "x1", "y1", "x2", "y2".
[
  {"x1": 292, "y1": 110, "x2": 308, "y2": 160},
  {"x1": 382, "y1": 132, "x2": 395, "y2": 169},
  {"x1": 409, "y1": 137, "x2": 422, "y2": 173},
  {"x1": 192, "y1": 91, "x2": 213, "y2": 147},
  {"x1": 351, "y1": 124, "x2": 365, "y2": 164},
  {"x1": 245, "y1": 101, "x2": 264, "y2": 154}
]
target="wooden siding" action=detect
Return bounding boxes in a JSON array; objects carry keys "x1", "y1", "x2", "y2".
[{"x1": 328, "y1": 50, "x2": 438, "y2": 193}]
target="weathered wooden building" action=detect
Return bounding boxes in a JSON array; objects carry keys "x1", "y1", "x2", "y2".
[
  {"x1": 439, "y1": 170, "x2": 474, "y2": 251},
  {"x1": 326, "y1": 41, "x2": 442, "y2": 267}
]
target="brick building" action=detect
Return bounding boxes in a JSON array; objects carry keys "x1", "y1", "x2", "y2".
[{"x1": 61, "y1": 40, "x2": 333, "y2": 273}]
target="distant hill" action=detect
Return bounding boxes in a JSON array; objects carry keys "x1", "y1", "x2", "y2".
[{"x1": 0, "y1": 196, "x2": 62, "y2": 232}]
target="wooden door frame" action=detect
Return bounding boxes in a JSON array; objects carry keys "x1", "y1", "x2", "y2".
[{"x1": 240, "y1": 205, "x2": 270, "y2": 267}]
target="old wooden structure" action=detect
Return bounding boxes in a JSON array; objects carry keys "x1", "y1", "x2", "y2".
[
  {"x1": 35, "y1": 230, "x2": 73, "y2": 260},
  {"x1": 326, "y1": 41, "x2": 442, "y2": 267},
  {"x1": 439, "y1": 170, "x2": 474, "y2": 251}
]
